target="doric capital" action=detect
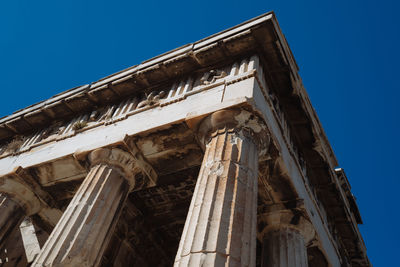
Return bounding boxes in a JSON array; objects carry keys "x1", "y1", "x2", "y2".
[
  {"x1": 0, "y1": 168, "x2": 62, "y2": 227},
  {"x1": 258, "y1": 203, "x2": 316, "y2": 244},
  {"x1": 0, "y1": 171, "x2": 42, "y2": 216},
  {"x1": 197, "y1": 109, "x2": 270, "y2": 155},
  {"x1": 88, "y1": 147, "x2": 140, "y2": 189}
]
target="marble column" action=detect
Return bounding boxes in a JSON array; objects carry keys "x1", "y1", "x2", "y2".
[
  {"x1": 175, "y1": 109, "x2": 270, "y2": 267},
  {"x1": 20, "y1": 217, "x2": 42, "y2": 263},
  {"x1": 261, "y1": 226, "x2": 308, "y2": 267},
  {"x1": 0, "y1": 193, "x2": 24, "y2": 246},
  {"x1": 33, "y1": 148, "x2": 139, "y2": 267},
  {"x1": 259, "y1": 209, "x2": 315, "y2": 267}
]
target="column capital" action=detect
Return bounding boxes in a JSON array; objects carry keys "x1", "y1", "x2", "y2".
[
  {"x1": 88, "y1": 147, "x2": 140, "y2": 190},
  {"x1": 197, "y1": 108, "x2": 270, "y2": 155},
  {"x1": 0, "y1": 170, "x2": 42, "y2": 215},
  {"x1": 0, "y1": 168, "x2": 62, "y2": 228},
  {"x1": 258, "y1": 203, "x2": 316, "y2": 244}
]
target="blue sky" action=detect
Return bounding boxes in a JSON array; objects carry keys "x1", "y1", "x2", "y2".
[{"x1": 1, "y1": 1, "x2": 398, "y2": 265}]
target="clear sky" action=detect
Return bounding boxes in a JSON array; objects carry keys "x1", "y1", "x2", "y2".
[{"x1": 0, "y1": 1, "x2": 398, "y2": 266}]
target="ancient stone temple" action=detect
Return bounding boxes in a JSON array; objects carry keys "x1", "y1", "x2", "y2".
[{"x1": 0, "y1": 12, "x2": 370, "y2": 267}]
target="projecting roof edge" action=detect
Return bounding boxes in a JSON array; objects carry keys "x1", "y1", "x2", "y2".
[
  {"x1": 0, "y1": 12, "x2": 275, "y2": 126},
  {"x1": 0, "y1": 11, "x2": 338, "y2": 202},
  {"x1": 0, "y1": 11, "x2": 370, "y2": 265},
  {"x1": 0, "y1": 84, "x2": 90, "y2": 123}
]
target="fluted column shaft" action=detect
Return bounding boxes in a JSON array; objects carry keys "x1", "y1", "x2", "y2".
[
  {"x1": 174, "y1": 128, "x2": 259, "y2": 267},
  {"x1": 261, "y1": 226, "x2": 308, "y2": 267},
  {"x1": 0, "y1": 193, "x2": 24, "y2": 246},
  {"x1": 33, "y1": 148, "x2": 136, "y2": 267}
]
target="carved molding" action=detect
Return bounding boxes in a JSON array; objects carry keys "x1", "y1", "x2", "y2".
[
  {"x1": 200, "y1": 69, "x2": 227, "y2": 85},
  {"x1": 0, "y1": 56, "x2": 260, "y2": 160},
  {"x1": 258, "y1": 200, "x2": 316, "y2": 245},
  {"x1": 137, "y1": 90, "x2": 166, "y2": 109},
  {"x1": 87, "y1": 148, "x2": 140, "y2": 190},
  {"x1": 196, "y1": 108, "x2": 271, "y2": 156}
]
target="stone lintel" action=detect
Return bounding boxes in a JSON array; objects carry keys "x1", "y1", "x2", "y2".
[
  {"x1": 0, "y1": 11, "x2": 369, "y2": 265},
  {"x1": 0, "y1": 12, "x2": 276, "y2": 139}
]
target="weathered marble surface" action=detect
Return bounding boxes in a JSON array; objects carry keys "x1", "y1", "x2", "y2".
[
  {"x1": 20, "y1": 218, "x2": 41, "y2": 263},
  {"x1": 175, "y1": 110, "x2": 268, "y2": 267},
  {"x1": 0, "y1": 194, "x2": 23, "y2": 247},
  {"x1": 0, "y1": 12, "x2": 370, "y2": 267},
  {"x1": 261, "y1": 227, "x2": 308, "y2": 267},
  {"x1": 32, "y1": 148, "x2": 136, "y2": 267}
]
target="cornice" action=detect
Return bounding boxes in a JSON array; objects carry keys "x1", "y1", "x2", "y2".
[
  {"x1": 0, "y1": 12, "x2": 276, "y2": 139},
  {"x1": 0, "y1": 11, "x2": 369, "y2": 266}
]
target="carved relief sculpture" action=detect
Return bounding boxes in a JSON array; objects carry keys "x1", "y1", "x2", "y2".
[{"x1": 0, "y1": 12, "x2": 369, "y2": 267}]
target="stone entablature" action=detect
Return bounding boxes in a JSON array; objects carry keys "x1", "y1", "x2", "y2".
[
  {"x1": 0, "y1": 56, "x2": 259, "y2": 159},
  {"x1": 0, "y1": 12, "x2": 370, "y2": 267},
  {"x1": 0, "y1": 13, "x2": 337, "y2": 174},
  {"x1": 0, "y1": 55, "x2": 331, "y2": 241}
]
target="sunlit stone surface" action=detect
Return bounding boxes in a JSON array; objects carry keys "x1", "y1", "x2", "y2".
[
  {"x1": 174, "y1": 110, "x2": 264, "y2": 266},
  {"x1": 0, "y1": 12, "x2": 370, "y2": 267}
]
